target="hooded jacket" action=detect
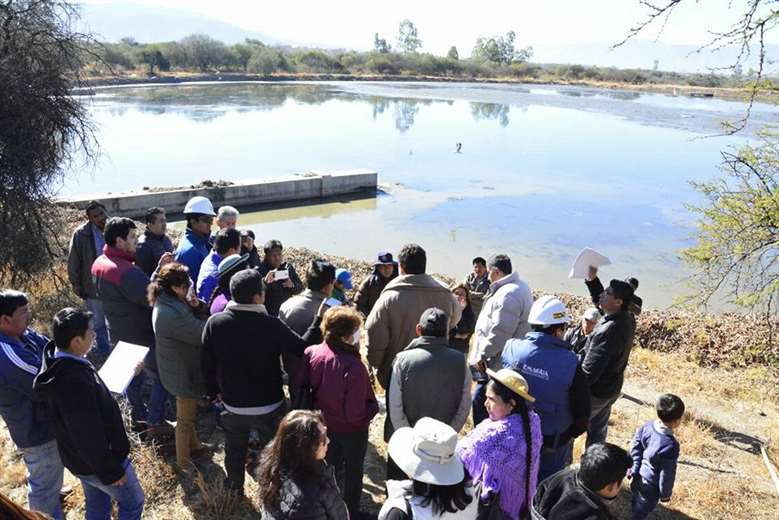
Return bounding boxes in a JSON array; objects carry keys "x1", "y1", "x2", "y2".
[
  {"x1": 531, "y1": 467, "x2": 615, "y2": 520},
  {"x1": 33, "y1": 342, "x2": 129, "y2": 485},
  {"x1": 469, "y1": 272, "x2": 534, "y2": 372},
  {"x1": 365, "y1": 274, "x2": 462, "y2": 388}
]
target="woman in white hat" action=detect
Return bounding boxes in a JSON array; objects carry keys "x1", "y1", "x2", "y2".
[
  {"x1": 379, "y1": 417, "x2": 479, "y2": 520},
  {"x1": 456, "y1": 369, "x2": 542, "y2": 519}
]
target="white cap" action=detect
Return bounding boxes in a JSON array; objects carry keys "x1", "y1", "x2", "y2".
[
  {"x1": 583, "y1": 307, "x2": 601, "y2": 322},
  {"x1": 183, "y1": 196, "x2": 216, "y2": 216},
  {"x1": 528, "y1": 295, "x2": 571, "y2": 326}
]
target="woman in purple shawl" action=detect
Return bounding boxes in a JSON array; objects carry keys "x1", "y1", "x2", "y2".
[{"x1": 456, "y1": 368, "x2": 542, "y2": 519}]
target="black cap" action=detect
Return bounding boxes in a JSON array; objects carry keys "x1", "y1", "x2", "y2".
[{"x1": 418, "y1": 307, "x2": 449, "y2": 337}]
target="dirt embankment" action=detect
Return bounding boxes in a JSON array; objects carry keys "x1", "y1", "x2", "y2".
[{"x1": 78, "y1": 71, "x2": 779, "y2": 104}]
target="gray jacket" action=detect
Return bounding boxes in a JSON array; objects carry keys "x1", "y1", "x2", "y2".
[
  {"x1": 386, "y1": 336, "x2": 471, "y2": 441},
  {"x1": 470, "y1": 272, "x2": 534, "y2": 371},
  {"x1": 152, "y1": 292, "x2": 207, "y2": 398},
  {"x1": 67, "y1": 222, "x2": 100, "y2": 299},
  {"x1": 279, "y1": 289, "x2": 327, "y2": 335}
]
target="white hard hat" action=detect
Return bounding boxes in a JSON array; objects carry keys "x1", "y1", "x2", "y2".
[
  {"x1": 183, "y1": 196, "x2": 216, "y2": 216},
  {"x1": 528, "y1": 295, "x2": 571, "y2": 326}
]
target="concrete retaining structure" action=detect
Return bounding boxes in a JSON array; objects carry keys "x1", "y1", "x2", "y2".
[{"x1": 57, "y1": 170, "x2": 378, "y2": 218}]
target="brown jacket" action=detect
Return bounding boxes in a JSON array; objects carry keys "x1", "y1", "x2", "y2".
[
  {"x1": 365, "y1": 274, "x2": 462, "y2": 388},
  {"x1": 67, "y1": 222, "x2": 99, "y2": 299}
]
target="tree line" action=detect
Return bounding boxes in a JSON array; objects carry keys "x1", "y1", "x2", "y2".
[{"x1": 85, "y1": 21, "x2": 753, "y2": 89}]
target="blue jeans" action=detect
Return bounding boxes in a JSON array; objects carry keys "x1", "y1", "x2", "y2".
[
  {"x1": 77, "y1": 459, "x2": 144, "y2": 520},
  {"x1": 19, "y1": 439, "x2": 64, "y2": 520},
  {"x1": 126, "y1": 368, "x2": 170, "y2": 425},
  {"x1": 586, "y1": 394, "x2": 619, "y2": 448},
  {"x1": 538, "y1": 439, "x2": 573, "y2": 483},
  {"x1": 85, "y1": 298, "x2": 111, "y2": 354},
  {"x1": 472, "y1": 380, "x2": 488, "y2": 426},
  {"x1": 631, "y1": 474, "x2": 661, "y2": 520}
]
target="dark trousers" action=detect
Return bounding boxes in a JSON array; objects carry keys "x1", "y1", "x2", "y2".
[
  {"x1": 326, "y1": 430, "x2": 369, "y2": 515},
  {"x1": 221, "y1": 404, "x2": 286, "y2": 491},
  {"x1": 472, "y1": 380, "x2": 489, "y2": 426},
  {"x1": 538, "y1": 439, "x2": 574, "y2": 483}
]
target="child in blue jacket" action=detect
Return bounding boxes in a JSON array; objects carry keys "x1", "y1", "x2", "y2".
[{"x1": 630, "y1": 393, "x2": 685, "y2": 520}]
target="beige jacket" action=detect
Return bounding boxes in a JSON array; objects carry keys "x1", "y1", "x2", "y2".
[{"x1": 366, "y1": 274, "x2": 462, "y2": 388}]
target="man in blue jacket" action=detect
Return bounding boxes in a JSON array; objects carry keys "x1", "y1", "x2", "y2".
[
  {"x1": 0, "y1": 290, "x2": 64, "y2": 519},
  {"x1": 502, "y1": 295, "x2": 591, "y2": 482},
  {"x1": 175, "y1": 196, "x2": 216, "y2": 282}
]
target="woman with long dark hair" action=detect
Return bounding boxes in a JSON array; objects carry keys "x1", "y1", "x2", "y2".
[
  {"x1": 456, "y1": 369, "x2": 542, "y2": 519},
  {"x1": 449, "y1": 283, "x2": 476, "y2": 353},
  {"x1": 148, "y1": 262, "x2": 210, "y2": 470},
  {"x1": 379, "y1": 417, "x2": 479, "y2": 519},
  {"x1": 258, "y1": 410, "x2": 347, "y2": 520}
]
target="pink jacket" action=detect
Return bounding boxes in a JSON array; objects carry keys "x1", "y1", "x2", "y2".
[{"x1": 295, "y1": 340, "x2": 379, "y2": 432}]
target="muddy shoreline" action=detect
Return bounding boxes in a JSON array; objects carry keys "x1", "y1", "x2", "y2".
[{"x1": 77, "y1": 71, "x2": 779, "y2": 103}]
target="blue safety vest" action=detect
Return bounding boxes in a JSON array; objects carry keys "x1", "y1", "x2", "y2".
[{"x1": 502, "y1": 331, "x2": 578, "y2": 437}]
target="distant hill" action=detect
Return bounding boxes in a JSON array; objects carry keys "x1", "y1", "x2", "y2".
[
  {"x1": 533, "y1": 40, "x2": 779, "y2": 74},
  {"x1": 76, "y1": 3, "x2": 278, "y2": 44}
]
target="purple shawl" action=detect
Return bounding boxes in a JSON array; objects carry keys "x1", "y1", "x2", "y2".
[{"x1": 456, "y1": 412, "x2": 542, "y2": 519}]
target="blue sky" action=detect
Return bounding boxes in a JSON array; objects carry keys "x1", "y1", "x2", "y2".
[{"x1": 79, "y1": 0, "x2": 779, "y2": 55}]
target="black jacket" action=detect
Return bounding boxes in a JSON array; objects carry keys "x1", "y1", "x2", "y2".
[
  {"x1": 581, "y1": 310, "x2": 636, "y2": 399},
  {"x1": 135, "y1": 229, "x2": 173, "y2": 278},
  {"x1": 33, "y1": 342, "x2": 129, "y2": 485},
  {"x1": 256, "y1": 261, "x2": 304, "y2": 316},
  {"x1": 531, "y1": 467, "x2": 615, "y2": 520},
  {"x1": 201, "y1": 304, "x2": 322, "y2": 409},
  {"x1": 260, "y1": 460, "x2": 348, "y2": 520}
]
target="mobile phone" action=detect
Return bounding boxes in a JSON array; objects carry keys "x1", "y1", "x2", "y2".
[
  {"x1": 324, "y1": 297, "x2": 342, "y2": 307},
  {"x1": 273, "y1": 269, "x2": 289, "y2": 281}
]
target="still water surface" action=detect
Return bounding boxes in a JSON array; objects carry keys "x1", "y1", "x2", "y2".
[{"x1": 66, "y1": 81, "x2": 779, "y2": 308}]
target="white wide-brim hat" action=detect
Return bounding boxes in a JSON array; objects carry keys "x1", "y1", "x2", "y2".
[{"x1": 387, "y1": 417, "x2": 464, "y2": 486}]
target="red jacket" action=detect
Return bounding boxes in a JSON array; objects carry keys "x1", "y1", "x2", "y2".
[{"x1": 295, "y1": 340, "x2": 378, "y2": 433}]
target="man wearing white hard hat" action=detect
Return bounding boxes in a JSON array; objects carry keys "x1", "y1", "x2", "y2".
[
  {"x1": 501, "y1": 295, "x2": 591, "y2": 482},
  {"x1": 174, "y1": 196, "x2": 216, "y2": 282},
  {"x1": 379, "y1": 417, "x2": 479, "y2": 520}
]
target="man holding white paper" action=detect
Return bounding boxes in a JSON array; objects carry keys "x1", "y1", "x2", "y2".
[{"x1": 35, "y1": 308, "x2": 145, "y2": 520}]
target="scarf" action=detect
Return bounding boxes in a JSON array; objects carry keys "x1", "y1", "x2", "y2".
[{"x1": 456, "y1": 413, "x2": 542, "y2": 519}]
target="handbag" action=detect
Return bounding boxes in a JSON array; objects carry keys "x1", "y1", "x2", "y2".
[{"x1": 477, "y1": 487, "x2": 507, "y2": 520}]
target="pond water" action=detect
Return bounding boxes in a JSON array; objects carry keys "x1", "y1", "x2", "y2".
[{"x1": 65, "y1": 81, "x2": 779, "y2": 309}]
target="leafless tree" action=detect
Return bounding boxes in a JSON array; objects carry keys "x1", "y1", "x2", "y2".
[
  {"x1": 0, "y1": 0, "x2": 97, "y2": 286},
  {"x1": 616, "y1": 0, "x2": 779, "y2": 133}
]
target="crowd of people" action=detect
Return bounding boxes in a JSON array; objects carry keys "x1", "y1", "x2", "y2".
[{"x1": 0, "y1": 195, "x2": 687, "y2": 520}]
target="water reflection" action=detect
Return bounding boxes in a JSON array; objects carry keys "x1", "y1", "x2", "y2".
[{"x1": 470, "y1": 102, "x2": 511, "y2": 127}]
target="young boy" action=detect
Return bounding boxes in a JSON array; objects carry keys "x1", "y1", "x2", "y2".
[
  {"x1": 630, "y1": 393, "x2": 684, "y2": 520},
  {"x1": 332, "y1": 268, "x2": 353, "y2": 304},
  {"x1": 532, "y1": 442, "x2": 633, "y2": 519},
  {"x1": 34, "y1": 308, "x2": 145, "y2": 520}
]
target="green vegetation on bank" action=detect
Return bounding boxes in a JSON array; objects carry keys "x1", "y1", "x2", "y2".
[{"x1": 86, "y1": 32, "x2": 773, "y2": 91}]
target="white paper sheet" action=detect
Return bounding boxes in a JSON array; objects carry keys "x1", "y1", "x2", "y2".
[
  {"x1": 97, "y1": 341, "x2": 149, "y2": 394},
  {"x1": 568, "y1": 248, "x2": 612, "y2": 279}
]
